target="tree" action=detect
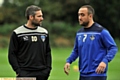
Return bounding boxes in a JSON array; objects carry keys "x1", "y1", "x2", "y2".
[
  {"x1": 90, "y1": 0, "x2": 120, "y2": 38},
  {"x1": 1, "y1": 0, "x2": 120, "y2": 38}
]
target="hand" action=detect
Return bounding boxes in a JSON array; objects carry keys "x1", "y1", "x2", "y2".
[
  {"x1": 64, "y1": 63, "x2": 70, "y2": 75},
  {"x1": 96, "y1": 62, "x2": 106, "y2": 74}
]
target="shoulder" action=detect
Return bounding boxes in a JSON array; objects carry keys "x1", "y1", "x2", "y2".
[
  {"x1": 95, "y1": 23, "x2": 110, "y2": 34},
  {"x1": 37, "y1": 26, "x2": 48, "y2": 34},
  {"x1": 14, "y1": 25, "x2": 25, "y2": 34},
  {"x1": 14, "y1": 25, "x2": 48, "y2": 34},
  {"x1": 101, "y1": 29, "x2": 110, "y2": 36},
  {"x1": 93, "y1": 23, "x2": 105, "y2": 32}
]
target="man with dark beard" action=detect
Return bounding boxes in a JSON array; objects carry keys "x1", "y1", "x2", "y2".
[
  {"x1": 64, "y1": 5, "x2": 118, "y2": 80},
  {"x1": 8, "y1": 5, "x2": 52, "y2": 80}
]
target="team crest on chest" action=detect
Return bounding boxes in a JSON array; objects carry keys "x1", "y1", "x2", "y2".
[
  {"x1": 90, "y1": 35, "x2": 95, "y2": 40},
  {"x1": 41, "y1": 35, "x2": 46, "y2": 42}
]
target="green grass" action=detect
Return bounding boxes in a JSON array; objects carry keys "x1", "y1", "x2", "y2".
[
  {"x1": 0, "y1": 48, "x2": 15, "y2": 77},
  {"x1": 0, "y1": 47, "x2": 120, "y2": 80}
]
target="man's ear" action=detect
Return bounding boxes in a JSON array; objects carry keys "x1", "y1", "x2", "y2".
[
  {"x1": 29, "y1": 15, "x2": 33, "y2": 20},
  {"x1": 90, "y1": 14, "x2": 93, "y2": 18}
]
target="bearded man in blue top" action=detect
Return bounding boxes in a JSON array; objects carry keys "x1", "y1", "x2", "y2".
[{"x1": 64, "y1": 5, "x2": 118, "y2": 80}]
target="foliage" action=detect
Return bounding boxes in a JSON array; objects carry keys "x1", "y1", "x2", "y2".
[
  {"x1": 0, "y1": 23, "x2": 16, "y2": 48},
  {"x1": 0, "y1": 0, "x2": 120, "y2": 47},
  {"x1": 0, "y1": 36, "x2": 9, "y2": 48},
  {"x1": 90, "y1": 0, "x2": 120, "y2": 38},
  {"x1": 0, "y1": 23, "x2": 17, "y2": 35},
  {"x1": 115, "y1": 38, "x2": 120, "y2": 50},
  {"x1": 43, "y1": 21, "x2": 80, "y2": 37},
  {"x1": 42, "y1": 21, "x2": 80, "y2": 47}
]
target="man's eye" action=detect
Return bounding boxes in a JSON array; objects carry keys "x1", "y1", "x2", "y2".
[
  {"x1": 81, "y1": 14, "x2": 84, "y2": 16},
  {"x1": 78, "y1": 13, "x2": 85, "y2": 16}
]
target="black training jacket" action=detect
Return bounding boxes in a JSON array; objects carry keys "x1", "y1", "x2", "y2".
[{"x1": 8, "y1": 25, "x2": 52, "y2": 74}]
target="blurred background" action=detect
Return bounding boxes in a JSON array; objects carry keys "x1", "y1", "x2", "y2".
[{"x1": 0, "y1": 0, "x2": 120, "y2": 80}]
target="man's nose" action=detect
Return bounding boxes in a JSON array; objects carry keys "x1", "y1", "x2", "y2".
[{"x1": 41, "y1": 17, "x2": 44, "y2": 20}]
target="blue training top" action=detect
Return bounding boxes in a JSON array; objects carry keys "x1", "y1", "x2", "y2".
[{"x1": 66, "y1": 22, "x2": 118, "y2": 76}]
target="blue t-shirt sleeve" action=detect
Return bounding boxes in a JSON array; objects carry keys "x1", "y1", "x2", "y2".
[{"x1": 101, "y1": 29, "x2": 118, "y2": 64}]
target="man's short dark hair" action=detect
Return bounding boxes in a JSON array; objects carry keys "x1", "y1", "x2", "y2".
[
  {"x1": 81, "y1": 5, "x2": 95, "y2": 16},
  {"x1": 25, "y1": 5, "x2": 41, "y2": 20}
]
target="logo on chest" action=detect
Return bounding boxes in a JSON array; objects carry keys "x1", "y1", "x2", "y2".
[
  {"x1": 90, "y1": 35, "x2": 95, "y2": 40},
  {"x1": 40, "y1": 35, "x2": 46, "y2": 42},
  {"x1": 23, "y1": 36, "x2": 29, "y2": 41}
]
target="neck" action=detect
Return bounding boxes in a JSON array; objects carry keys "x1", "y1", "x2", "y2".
[
  {"x1": 85, "y1": 19, "x2": 94, "y2": 28},
  {"x1": 25, "y1": 21, "x2": 36, "y2": 29}
]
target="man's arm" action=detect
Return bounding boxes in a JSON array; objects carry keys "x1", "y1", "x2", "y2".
[
  {"x1": 46, "y1": 34, "x2": 52, "y2": 72},
  {"x1": 66, "y1": 35, "x2": 78, "y2": 64},
  {"x1": 96, "y1": 29, "x2": 118, "y2": 74},
  {"x1": 101, "y1": 29, "x2": 118, "y2": 64},
  {"x1": 64, "y1": 35, "x2": 78, "y2": 75},
  {"x1": 8, "y1": 32, "x2": 20, "y2": 74}
]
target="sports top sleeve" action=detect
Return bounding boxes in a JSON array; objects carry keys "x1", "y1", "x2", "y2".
[
  {"x1": 101, "y1": 29, "x2": 118, "y2": 64},
  {"x1": 8, "y1": 32, "x2": 20, "y2": 74},
  {"x1": 66, "y1": 35, "x2": 78, "y2": 64},
  {"x1": 46, "y1": 34, "x2": 52, "y2": 70}
]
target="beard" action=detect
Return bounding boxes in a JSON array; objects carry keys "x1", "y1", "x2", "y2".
[
  {"x1": 80, "y1": 21, "x2": 89, "y2": 27},
  {"x1": 32, "y1": 21, "x2": 41, "y2": 27}
]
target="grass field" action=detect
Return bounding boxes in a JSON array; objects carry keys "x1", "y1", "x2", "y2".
[{"x1": 0, "y1": 47, "x2": 120, "y2": 80}]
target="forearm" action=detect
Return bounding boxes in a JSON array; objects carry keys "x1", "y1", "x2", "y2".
[
  {"x1": 8, "y1": 52, "x2": 20, "y2": 73},
  {"x1": 102, "y1": 45, "x2": 118, "y2": 64},
  {"x1": 46, "y1": 51, "x2": 52, "y2": 69}
]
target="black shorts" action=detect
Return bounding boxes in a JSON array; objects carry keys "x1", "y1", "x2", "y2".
[{"x1": 79, "y1": 76, "x2": 107, "y2": 80}]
